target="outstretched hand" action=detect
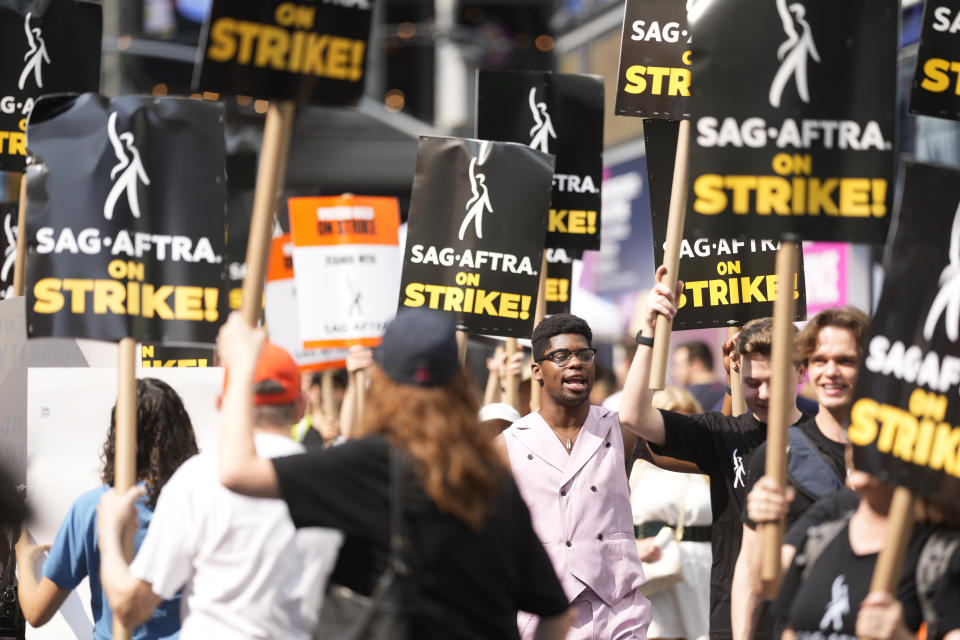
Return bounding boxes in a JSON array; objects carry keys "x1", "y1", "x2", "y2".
[
  {"x1": 346, "y1": 345, "x2": 374, "y2": 374},
  {"x1": 856, "y1": 592, "x2": 913, "y2": 640},
  {"x1": 723, "y1": 332, "x2": 741, "y2": 375},
  {"x1": 96, "y1": 485, "x2": 146, "y2": 552}
]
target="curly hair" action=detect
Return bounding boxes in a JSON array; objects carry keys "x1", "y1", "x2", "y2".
[
  {"x1": 356, "y1": 367, "x2": 501, "y2": 532},
  {"x1": 100, "y1": 378, "x2": 199, "y2": 509},
  {"x1": 795, "y1": 306, "x2": 870, "y2": 364},
  {"x1": 532, "y1": 313, "x2": 593, "y2": 361}
]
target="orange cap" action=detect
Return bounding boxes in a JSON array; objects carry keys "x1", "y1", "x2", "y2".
[{"x1": 223, "y1": 341, "x2": 301, "y2": 406}]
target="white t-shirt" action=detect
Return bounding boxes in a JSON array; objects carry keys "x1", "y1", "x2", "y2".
[{"x1": 130, "y1": 433, "x2": 343, "y2": 640}]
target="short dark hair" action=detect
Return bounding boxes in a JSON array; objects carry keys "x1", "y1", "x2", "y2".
[
  {"x1": 737, "y1": 317, "x2": 800, "y2": 364},
  {"x1": 532, "y1": 313, "x2": 593, "y2": 361},
  {"x1": 680, "y1": 341, "x2": 714, "y2": 369}
]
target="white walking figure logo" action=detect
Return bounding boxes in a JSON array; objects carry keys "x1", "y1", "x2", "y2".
[
  {"x1": 819, "y1": 575, "x2": 850, "y2": 631},
  {"x1": 104, "y1": 112, "x2": 151, "y2": 221},
  {"x1": 1, "y1": 212, "x2": 16, "y2": 299},
  {"x1": 732, "y1": 449, "x2": 745, "y2": 488},
  {"x1": 346, "y1": 276, "x2": 363, "y2": 317},
  {"x1": 18, "y1": 12, "x2": 51, "y2": 91},
  {"x1": 924, "y1": 202, "x2": 960, "y2": 342},
  {"x1": 527, "y1": 87, "x2": 556, "y2": 154},
  {"x1": 458, "y1": 156, "x2": 493, "y2": 241},
  {"x1": 768, "y1": 0, "x2": 820, "y2": 109}
]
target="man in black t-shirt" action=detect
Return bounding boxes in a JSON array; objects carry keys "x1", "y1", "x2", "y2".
[
  {"x1": 619, "y1": 266, "x2": 811, "y2": 640},
  {"x1": 732, "y1": 307, "x2": 870, "y2": 640}
]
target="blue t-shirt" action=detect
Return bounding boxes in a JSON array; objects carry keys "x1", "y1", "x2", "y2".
[{"x1": 43, "y1": 485, "x2": 180, "y2": 640}]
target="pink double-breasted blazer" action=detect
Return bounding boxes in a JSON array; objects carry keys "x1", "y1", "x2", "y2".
[{"x1": 504, "y1": 405, "x2": 647, "y2": 605}]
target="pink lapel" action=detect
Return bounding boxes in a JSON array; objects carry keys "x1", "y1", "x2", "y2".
[
  {"x1": 559, "y1": 406, "x2": 614, "y2": 486},
  {"x1": 510, "y1": 412, "x2": 571, "y2": 473}
]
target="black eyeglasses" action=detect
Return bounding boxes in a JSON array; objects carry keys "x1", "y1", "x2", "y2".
[{"x1": 539, "y1": 348, "x2": 597, "y2": 367}]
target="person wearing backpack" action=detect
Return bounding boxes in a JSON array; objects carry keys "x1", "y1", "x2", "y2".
[
  {"x1": 749, "y1": 446, "x2": 960, "y2": 640},
  {"x1": 731, "y1": 307, "x2": 870, "y2": 640}
]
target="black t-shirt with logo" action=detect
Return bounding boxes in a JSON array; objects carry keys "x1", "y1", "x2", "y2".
[
  {"x1": 650, "y1": 409, "x2": 816, "y2": 639},
  {"x1": 272, "y1": 436, "x2": 569, "y2": 640}
]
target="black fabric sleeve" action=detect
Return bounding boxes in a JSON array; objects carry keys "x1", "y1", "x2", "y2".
[
  {"x1": 649, "y1": 410, "x2": 717, "y2": 470},
  {"x1": 272, "y1": 437, "x2": 389, "y2": 537},
  {"x1": 783, "y1": 490, "x2": 859, "y2": 549},
  {"x1": 770, "y1": 553, "x2": 804, "y2": 620},
  {"x1": 509, "y1": 481, "x2": 569, "y2": 617}
]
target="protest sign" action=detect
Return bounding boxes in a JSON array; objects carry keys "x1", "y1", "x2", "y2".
[
  {"x1": 289, "y1": 196, "x2": 401, "y2": 348},
  {"x1": 615, "y1": 0, "x2": 691, "y2": 119},
  {"x1": 0, "y1": 0, "x2": 101, "y2": 172},
  {"x1": 24, "y1": 94, "x2": 228, "y2": 346},
  {"x1": 910, "y1": 1, "x2": 960, "y2": 121},
  {"x1": 139, "y1": 344, "x2": 214, "y2": 368},
  {"x1": 0, "y1": 202, "x2": 15, "y2": 300},
  {"x1": 545, "y1": 248, "x2": 577, "y2": 316},
  {"x1": 849, "y1": 160, "x2": 960, "y2": 506},
  {"x1": 686, "y1": 0, "x2": 898, "y2": 243},
  {"x1": 477, "y1": 71, "x2": 603, "y2": 251},
  {"x1": 265, "y1": 233, "x2": 349, "y2": 368},
  {"x1": 645, "y1": 118, "x2": 807, "y2": 328},
  {"x1": 399, "y1": 136, "x2": 554, "y2": 338},
  {"x1": 195, "y1": 0, "x2": 373, "y2": 106}
]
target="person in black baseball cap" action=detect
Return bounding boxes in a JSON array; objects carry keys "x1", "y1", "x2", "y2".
[{"x1": 211, "y1": 309, "x2": 574, "y2": 639}]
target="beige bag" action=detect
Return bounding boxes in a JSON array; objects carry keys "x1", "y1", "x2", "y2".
[{"x1": 638, "y1": 475, "x2": 688, "y2": 597}]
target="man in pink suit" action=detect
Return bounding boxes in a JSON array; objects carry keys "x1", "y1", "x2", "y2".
[{"x1": 500, "y1": 313, "x2": 651, "y2": 639}]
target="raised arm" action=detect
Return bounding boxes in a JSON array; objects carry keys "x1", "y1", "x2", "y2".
[
  {"x1": 617, "y1": 265, "x2": 683, "y2": 446},
  {"x1": 217, "y1": 312, "x2": 281, "y2": 498},
  {"x1": 96, "y1": 486, "x2": 162, "y2": 628}
]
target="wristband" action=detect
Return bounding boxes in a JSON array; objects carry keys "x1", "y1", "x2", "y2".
[{"x1": 635, "y1": 329, "x2": 654, "y2": 347}]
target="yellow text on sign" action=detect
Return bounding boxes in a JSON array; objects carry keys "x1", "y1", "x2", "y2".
[
  {"x1": 623, "y1": 50, "x2": 692, "y2": 96},
  {"x1": 920, "y1": 58, "x2": 960, "y2": 94},
  {"x1": 545, "y1": 278, "x2": 569, "y2": 303},
  {"x1": 207, "y1": 18, "x2": 365, "y2": 81},
  {"x1": 678, "y1": 273, "x2": 799, "y2": 308},
  {"x1": 403, "y1": 282, "x2": 531, "y2": 320},
  {"x1": 0, "y1": 119, "x2": 26, "y2": 156},
  {"x1": 549, "y1": 210, "x2": 597, "y2": 234},
  {"x1": 849, "y1": 389, "x2": 960, "y2": 478}
]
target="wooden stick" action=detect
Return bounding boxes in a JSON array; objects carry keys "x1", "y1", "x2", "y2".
[
  {"x1": 650, "y1": 118, "x2": 691, "y2": 390},
  {"x1": 869, "y1": 486, "x2": 917, "y2": 594},
  {"x1": 456, "y1": 330, "x2": 468, "y2": 366},
  {"x1": 483, "y1": 345, "x2": 504, "y2": 405},
  {"x1": 240, "y1": 100, "x2": 296, "y2": 327},
  {"x1": 530, "y1": 254, "x2": 548, "y2": 411},
  {"x1": 759, "y1": 240, "x2": 800, "y2": 595},
  {"x1": 112, "y1": 337, "x2": 138, "y2": 640},
  {"x1": 729, "y1": 326, "x2": 746, "y2": 416},
  {"x1": 13, "y1": 175, "x2": 28, "y2": 297},
  {"x1": 504, "y1": 338, "x2": 520, "y2": 412},
  {"x1": 353, "y1": 369, "x2": 366, "y2": 428},
  {"x1": 321, "y1": 369, "x2": 336, "y2": 421}
]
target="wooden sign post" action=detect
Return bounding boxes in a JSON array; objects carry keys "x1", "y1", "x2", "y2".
[
  {"x1": 649, "y1": 119, "x2": 690, "y2": 390},
  {"x1": 321, "y1": 369, "x2": 336, "y2": 421},
  {"x1": 12, "y1": 176, "x2": 27, "y2": 297},
  {"x1": 504, "y1": 338, "x2": 520, "y2": 412},
  {"x1": 484, "y1": 345, "x2": 504, "y2": 405},
  {"x1": 112, "y1": 337, "x2": 138, "y2": 640},
  {"x1": 759, "y1": 240, "x2": 800, "y2": 595},
  {"x1": 530, "y1": 254, "x2": 548, "y2": 411},
  {"x1": 869, "y1": 486, "x2": 917, "y2": 594}
]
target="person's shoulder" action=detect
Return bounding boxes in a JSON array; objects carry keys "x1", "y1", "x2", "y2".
[
  {"x1": 69, "y1": 485, "x2": 110, "y2": 515},
  {"x1": 504, "y1": 411, "x2": 542, "y2": 435}
]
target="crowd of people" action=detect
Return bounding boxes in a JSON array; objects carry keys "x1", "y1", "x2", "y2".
[{"x1": 1, "y1": 263, "x2": 959, "y2": 640}]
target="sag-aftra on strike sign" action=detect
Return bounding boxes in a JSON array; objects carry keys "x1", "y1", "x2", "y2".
[{"x1": 195, "y1": 0, "x2": 372, "y2": 105}]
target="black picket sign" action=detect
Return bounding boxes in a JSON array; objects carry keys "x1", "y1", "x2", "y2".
[
  {"x1": 646, "y1": 119, "x2": 806, "y2": 329},
  {"x1": 615, "y1": 0, "x2": 692, "y2": 120},
  {"x1": 850, "y1": 160, "x2": 960, "y2": 507},
  {"x1": 686, "y1": 0, "x2": 897, "y2": 243},
  {"x1": 0, "y1": 0, "x2": 101, "y2": 172},
  {"x1": 910, "y1": 0, "x2": 960, "y2": 121},
  {"x1": 545, "y1": 248, "x2": 579, "y2": 316},
  {"x1": 477, "y1": 71, "x2": 604, "y2": 251},
  {"x1": 25, "y1": 94, "x2": 228, "y2": 346},
  {"x1": 195, "y1": 0, "x2": 373, "y2": 105},
  {"x1": 0, "y1": 202, "x2": 15, "y2": 301},
  {"x1": 398, "y1": 136, "x2": 554, "y2": 338}
]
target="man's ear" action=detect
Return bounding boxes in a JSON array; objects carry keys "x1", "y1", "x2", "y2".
[
  {"x1": 531, "y1": 361, "x2": 543, "y2": 386},
  {"x1": 795, "y1": 364, "x2": 806, "y2": 385}
]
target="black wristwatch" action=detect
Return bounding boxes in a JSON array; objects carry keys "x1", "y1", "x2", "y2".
[{"x1": 635, "y1": 329, "x2": 654, "y2": 347}]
